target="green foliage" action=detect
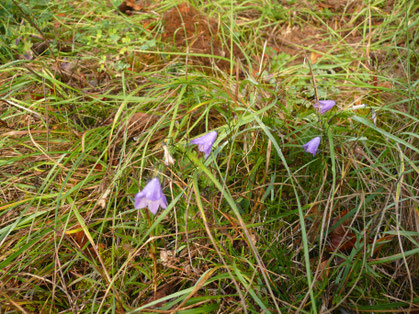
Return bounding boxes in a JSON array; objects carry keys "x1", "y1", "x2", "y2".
[{"x1": 0, "y1": 0, "x2": 417, "y2": 312}]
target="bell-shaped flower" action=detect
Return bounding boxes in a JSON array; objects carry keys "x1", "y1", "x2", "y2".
[
  {"x1": 302, "y1": 136, "x2": 321, "y2": 156},
  {"x1": 135, "y1": 178, "x2": 168, "y2": 215},
  {"x1": 190, "y1": 131, "x2": 217, "y2": 158},
  {"x1": 314, "y1": 100, "x2": 336, "y2": 114}
]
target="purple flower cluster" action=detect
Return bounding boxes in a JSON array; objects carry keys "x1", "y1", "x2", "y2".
[
  {"x1": 302, "y1": 99, "x2": 336, "y2": 156},
  {"x1": 135, "y1": 130, "x2": 218, "y2": 215},
  {"x1": 136, "y1": 95, "x2": 337, "y2": 215},
  {"x1": 136, "y1": 96, "x2": 337, "y2": 215}
]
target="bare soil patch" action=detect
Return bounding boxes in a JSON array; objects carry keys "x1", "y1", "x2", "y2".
[{"x1": 161, "y1": 2, "x2": 242, "y2": 72}]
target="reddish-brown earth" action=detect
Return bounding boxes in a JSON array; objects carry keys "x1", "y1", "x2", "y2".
[{"x1": 161, "y1": 2, "x2": 242, "y2": 72}]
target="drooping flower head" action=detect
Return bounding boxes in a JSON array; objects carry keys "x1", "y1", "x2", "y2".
[
  {"x1": 190, "y1": 131, "x2": 217, "y2": 159},
  {"x1": 314, "y1": 100, "x2": 336, "y2": 115},
  {"x1": 135, "y1": 178, "x2": 168, "y2": 215},
  {"x1": 302, "y1": 136, "x2": 321, "y2": 156}
]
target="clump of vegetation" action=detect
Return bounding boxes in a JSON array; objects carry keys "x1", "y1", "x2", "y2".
[{"x1": 0, "y1": 0, "x2": 417, "y2": 312}]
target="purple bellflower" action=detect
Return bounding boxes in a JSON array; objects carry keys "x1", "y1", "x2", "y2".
[
  {"x1": 190, "y1": 131, "x2": 217, "y2": 158},
  {"x1": 302, "y1": 136, "x2": 321, "y2": 156},
  {"x1": 314, "y1": 100, "x2": 336, "y2": 114},
  {"x1": 135, "y1": 178, "x2": 168, "y2": 215}
]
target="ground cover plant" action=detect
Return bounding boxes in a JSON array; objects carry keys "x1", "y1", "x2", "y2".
[{"x1": 0, "y1": 0, "x2": 418, "y2": 312}]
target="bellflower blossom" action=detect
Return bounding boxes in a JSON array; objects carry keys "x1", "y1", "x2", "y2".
[
  {"x1": 135, "y1": 178, "x2": 168, "y2": 215},
  {"x1": 190, "y1": 131, "x2": 217, "y2": 158},
  {"x1": 314, "y1": 100, "x2": 336, "y2": 114},
  {"x1": 302, "y1": 136, "x2": 321, "y2": 156}
]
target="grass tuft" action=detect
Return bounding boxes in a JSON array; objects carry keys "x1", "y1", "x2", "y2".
[{"x1": 0, "y1": 0, "x2": 418, "y2": 312}]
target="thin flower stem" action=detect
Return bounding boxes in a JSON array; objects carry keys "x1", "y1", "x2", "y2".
[
  {"x1": 188, "y1": 151, "x2": 282, "y2": 313},
  {"x1": 192, "y1": 175, "x2": 248, "y2": 314},
  {"x1": 306, "y1": 55, "x2": 326, "y2": 133}
]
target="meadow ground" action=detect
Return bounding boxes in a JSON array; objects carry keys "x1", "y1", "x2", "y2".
[{"x1": 0, "y1": 0, "x2": 418, "y2": 312}]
